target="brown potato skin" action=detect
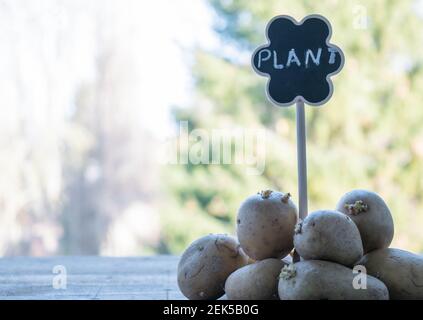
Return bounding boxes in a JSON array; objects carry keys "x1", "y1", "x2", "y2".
[
  {"x1": 336, "y1": 189, "x2": 394, "y2": 253},
  {"x1": 294, "y1": 210, "x2": 363, "y2": 267},
  {"x1": 177, "y1": 234, "x2": 248, "y2": 300},
  {"x1": 358, "y1": 248, "x2": 423, "y2": 300},
  {"x1": 236, "y1": 191, "x2": 298, "y2": 260},
  {"x1": 278, "y1": 260, "x2": 389, "y2": 300},
  {"x1": 225, "y1": 258, "x2": 286, "y2": 300}
]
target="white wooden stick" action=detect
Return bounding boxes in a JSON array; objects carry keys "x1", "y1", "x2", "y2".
[{"x1": 296, "y1": 99, "x2": 308, "y2": 220}]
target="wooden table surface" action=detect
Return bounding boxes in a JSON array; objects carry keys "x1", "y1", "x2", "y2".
[{"x1": 0, "y1": 255, "x2": 185, "y2": 300}]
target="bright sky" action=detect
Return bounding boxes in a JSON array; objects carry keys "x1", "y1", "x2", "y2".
[
  {"x1": 0, "y1": 0, "x2": 218, "y2": 140},
  {"x1": 137, "y1": 0, "x2": 217, "y2": 138}
]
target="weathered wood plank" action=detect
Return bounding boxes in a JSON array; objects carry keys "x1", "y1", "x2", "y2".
[{"x1": 0, "y1": 255, "x2": 185, "y2": 300}]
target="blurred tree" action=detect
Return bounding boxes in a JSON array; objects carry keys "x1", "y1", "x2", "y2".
[
  {"x1": 163, "y1": 0, "x2": 423, "y2": 253},
  {"x1": 0, "y1": 0, "x2": 161, "y2": 256},
  {"x1": 59, "y1": 3, "x2": 162, "y2": 255}
]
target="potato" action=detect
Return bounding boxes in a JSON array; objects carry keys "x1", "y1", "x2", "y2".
[
  {"x1": 358, "y1": 248, "x2": 423, "y2": 299},
  {"x1": 225, "y1": 258, "x2": 287, "y2": 300},
  {"x1": 236, "y1": 190, "x2": 298, "y2": 260},
  {"x1": 177, "y1": 234, "x2": 248, "y2": 300},
  {"x1": 336, "y1": 189, "x2": 394, "y2": 253},
  {"x1": 278, "y1": 260, "x2": 389, "y2": 300},
  {"x1": 294, "y1": 210, "x2": 363, "y2": 267}
]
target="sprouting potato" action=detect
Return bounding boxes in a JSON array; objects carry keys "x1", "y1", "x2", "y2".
[
  {"x1": 225, "y1": 258, "x2": 287, "y2": 300},
  {"x1": 177, "y1": 185, "x2": 420, "y2": 301},
  {"x1": 294, "y1": 210, "x2": 363, "y2": 267},
  {"x1": 236, "y1": 190, "x2": 298, "y2": 260},
  {"x1": 336, "y1": 189, "x2": 394, "y2": 253},
  {"x1": 278, "y1": 260, "x2": 389, "y2": 300},
  {"x1": 177, "y1": 234, "x2": 248, "y2": 300},
  {"x1": 358, "y1": 248, "x2": 423, "y2": 300}
]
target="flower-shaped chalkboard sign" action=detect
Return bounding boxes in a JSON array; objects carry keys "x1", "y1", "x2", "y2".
[{"x1": 252, "y1": 15, "x2": 344, "y2": 106}]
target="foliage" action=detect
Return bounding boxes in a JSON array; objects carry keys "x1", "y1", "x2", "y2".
[{"x1": 163, "y1": 0, "x2": 423, "y2": 253}]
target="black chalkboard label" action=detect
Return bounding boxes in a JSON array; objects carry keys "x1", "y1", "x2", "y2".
[{"x1": 252, "y1": 14, "x2": 344, "y2": 107}]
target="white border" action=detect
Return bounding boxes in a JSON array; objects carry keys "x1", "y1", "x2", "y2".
[{"x1": 251, "y1": 14, "x2": 345, "y2": 107}]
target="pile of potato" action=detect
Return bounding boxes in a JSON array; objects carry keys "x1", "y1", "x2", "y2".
[{"x1": 177, "y1": 189, "x2": 423, "y2": 300}]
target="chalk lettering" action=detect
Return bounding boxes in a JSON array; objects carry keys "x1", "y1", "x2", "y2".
[
  {"x1": 305, "y1": 48, "x2": 322, "y2": 67},
  {"x1": 258, "y1": 49, "x2": 271, "y2": 68},
  {"x1": 328, "y1": 47, "x2": 337, "y2": 64},
  {"x1": 273, "y1": 50, "x2": 284, "y2": 69},
  {"x1": 287, "y1": 48, "x2": 301, "y2": 67}
]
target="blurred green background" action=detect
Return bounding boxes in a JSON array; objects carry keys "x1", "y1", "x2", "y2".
[
  {"x1": 1, "y1": 0, "x2": 423, "y2": 256},
  {"x1": 163, "y1": 0, "x2": 423, "y2": 254}
]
